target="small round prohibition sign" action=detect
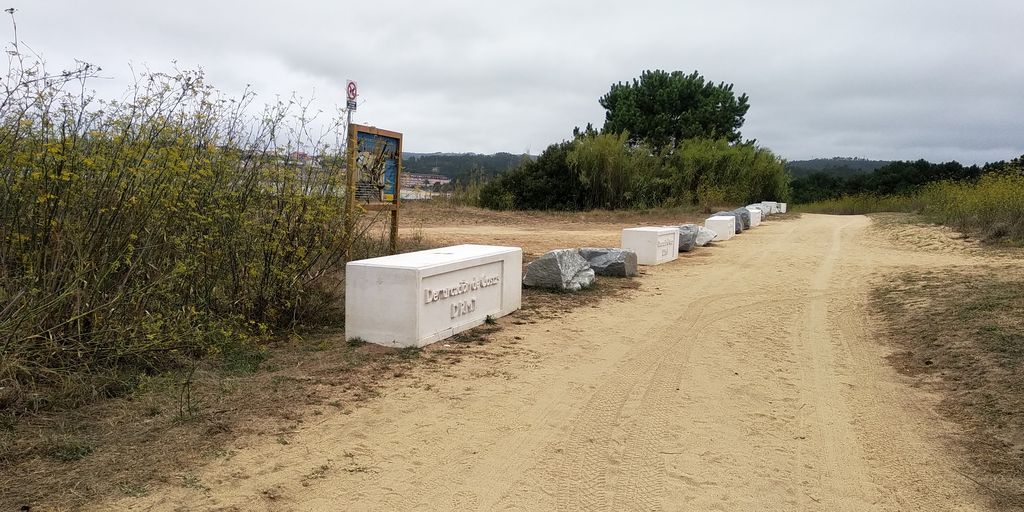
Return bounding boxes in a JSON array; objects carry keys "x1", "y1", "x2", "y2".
[{"x1": 346, "y1": 81, "x2": 358, "y2": 100}]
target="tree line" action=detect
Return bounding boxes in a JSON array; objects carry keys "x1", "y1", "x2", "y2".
[
  {"x1": 785, "y1": 157, "x2": 891, "y2": 179},
  {"x1": 790, "y1": 158, "x2": 1022, "y2": 204},
  {"x1": 798, "y1": 156, "x2": 1024, "y2": 242}
]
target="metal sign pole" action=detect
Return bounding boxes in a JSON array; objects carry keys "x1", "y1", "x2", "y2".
[{"x1": 344, "y1": 81, "x2": 358, "y2": 260}]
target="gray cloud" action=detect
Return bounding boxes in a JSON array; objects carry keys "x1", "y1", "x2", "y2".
[{"x1": 6, "y1": 0, "x2": 1022, "y2": 163}]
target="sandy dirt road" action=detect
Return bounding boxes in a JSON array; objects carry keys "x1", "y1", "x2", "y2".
[{"x1": 105, "y1": 214, "x2": 997, "y2": 511}]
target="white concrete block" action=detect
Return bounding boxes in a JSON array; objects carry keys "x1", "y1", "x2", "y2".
[
  {"x1": 745, "y1": 207, "x2": 762, "y2": 227},
  {"x1": 621, "y1": 227, "x2": 679, "y2": 265},
  {"x1": 705, "y1": 215, "x2": 736, "y2": 241},
  {"x1": 761, "y1": 201, "x2": 780, "y2": 214},
  {"x1": 779, "y1": 202, "x2": 788, "y2": 213},
  {"x1": 345, "y1": 244, "x2": 522, "y2": 348}
]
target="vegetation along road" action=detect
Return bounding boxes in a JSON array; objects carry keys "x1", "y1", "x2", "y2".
[{"x1": 95, "y1": 212, "x2": 1020, "y2": 511}]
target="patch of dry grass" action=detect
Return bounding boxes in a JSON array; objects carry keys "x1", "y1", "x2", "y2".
[
  {"x1": 874, "y1": 266, "x2": 1024, "y2": 509},
  {"x1": 0, "y1": 333, "x2": 424, "y2": 510},
  {"x1": 400, "y1": 201, "x2": 714, "y2": 228}
]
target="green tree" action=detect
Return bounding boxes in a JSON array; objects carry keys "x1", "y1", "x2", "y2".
[{"x1": 600, "y1": 70, "x2": 750, "y2": 149}]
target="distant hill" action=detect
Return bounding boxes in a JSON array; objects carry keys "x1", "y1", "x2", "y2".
[
  {"x1": 402, "y1": 152, "x2": 534, "y2": 180},
  {"x1": 786, "y1": 157, "x2": 892, "y2": 179}
]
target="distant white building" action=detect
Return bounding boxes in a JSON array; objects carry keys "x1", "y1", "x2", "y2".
[
  {"x1": 401, "y1": 173, "x2": 451, "y2": 188},
  {"x1": 400, "y1": 189, "x2": 438, "y2": 200}
]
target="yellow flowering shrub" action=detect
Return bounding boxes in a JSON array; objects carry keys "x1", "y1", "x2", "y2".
[{"x1": 1, "y1": 62, "x2": 360, "y2": 411}]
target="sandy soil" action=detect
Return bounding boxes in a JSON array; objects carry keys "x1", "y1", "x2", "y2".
[{"x1": 99, "y1": 213, "x2": 1006, "y2": 511}]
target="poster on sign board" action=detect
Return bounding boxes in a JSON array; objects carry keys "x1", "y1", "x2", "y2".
[{"x1": 353, "y1": 125, "x2": 402, "y2": 203}]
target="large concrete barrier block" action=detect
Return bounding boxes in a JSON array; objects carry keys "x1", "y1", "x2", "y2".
[
  {"x1": 705, "y1": 215, "x2": 736, "y2": 241},
  {"x1": 345, "y1": 244, "x2": 522, "y2": 348},
  {"x1": 714, "y1": 211, "x2": 744, "y2": 234},
  {"x1": 779, "y1": 202, "x2": 788, "y2": 213},
  {"x1": 745, "y1": 207, "x2": 762, "y2": 227},
  {"x1": 747, "y1": 204, "x2": 768, "y2": 217},
  {"x1": 621, "y1": 227, "x2": 679, "y2": 265}
]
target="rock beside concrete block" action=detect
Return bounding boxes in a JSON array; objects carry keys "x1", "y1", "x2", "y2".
[
  {"x1": 695, "y1": 226, "x2": 717, "y2": 246},
  {"x1": 578, "y1": 248, "x2": 638, "y2": 277},
  {"x1": 676, "y1": 224, "x2": 699, "y2": 252},
  {"x1": 731, "y1": 208, "x2": 752, "y2": 230},
  {"x1": 523, "y1": 249, "x2": 596, "y2": 291}
]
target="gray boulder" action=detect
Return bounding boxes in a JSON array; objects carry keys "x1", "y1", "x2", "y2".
[
  {"x1": 731, "y1": 208, "x2": 752, "y2": 230},
  {"x1": 695, "y1": 226, "x2": 717, "y2": 246},
  {"x1": 523, "y1": 249, "x2": 596, "y2": 291},
  {"x1": 676, "y1": 224, "x2": 699, "y2": 252},
  {"x1": 578, "y1": 248, "x2": 638, "y2": 277},
  {"x1": 714, "y1": 211, "x2": 744, "y2": 234}
]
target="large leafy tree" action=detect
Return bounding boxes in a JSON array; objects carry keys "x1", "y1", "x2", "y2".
[{"x1": 600, "y1": 70, "x2": 750, "y2": 149}]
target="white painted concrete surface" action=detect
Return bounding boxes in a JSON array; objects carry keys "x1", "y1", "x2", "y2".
[
  {"x1": 779, "y1": 202, "x2": 788, "y2": 213},
  {"x1": 705, "y1": 215, "x2": 736, "y2": 241},
  {"x1": 746, "y1": 207, "x2": 762, "y2": 227},
  {"x1": 345, "y1": 244, "x2": 522, "y2": 348},
  {"x1": 621, "y1": 227, "x2": 679, "y2": 265}
]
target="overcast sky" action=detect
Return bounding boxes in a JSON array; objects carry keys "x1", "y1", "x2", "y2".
[{"x1": 6, "y1": 1, "x2": 1022, "y2": 163}]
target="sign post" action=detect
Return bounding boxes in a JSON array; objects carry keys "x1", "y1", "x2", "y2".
[
  {"x1": 346, "y1": 80, "x2": 358, "y2": 112},
  {"x1": 344, "y1": 80, "x2": 358, "y2": 259},
  {"x1": 342, "y1": 81, "x2": 402, "y2": 256}
]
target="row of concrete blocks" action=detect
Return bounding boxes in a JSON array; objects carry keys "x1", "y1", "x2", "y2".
[
  {"x1": 711, "y1": 201, "x2": 787, "y2": 238},
  {"x1": 346, "y1": 201, "x2": 787, "y2": 347},
  {"x1": 623, "y1": 201, "x2": 787, "y2": 263}
]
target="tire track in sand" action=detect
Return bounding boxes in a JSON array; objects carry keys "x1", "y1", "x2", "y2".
[
  {"x1": 792, "y1": 217, "x2": 880, "y2": 510},
  {"x1": 556, "y1": 246, "x2": 772, "y2": 511}
]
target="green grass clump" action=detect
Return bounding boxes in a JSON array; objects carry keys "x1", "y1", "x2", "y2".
[{"x1": 46, "y1": 435, "x2": 94, "y2": 462}]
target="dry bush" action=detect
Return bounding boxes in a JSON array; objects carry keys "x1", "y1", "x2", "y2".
[
  {"x1": 0, "y1": 20, "x2": 364, "y2": 414},
  {"x1": 918, "y1": 174, "x2": 1024, "y2": 243}
]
